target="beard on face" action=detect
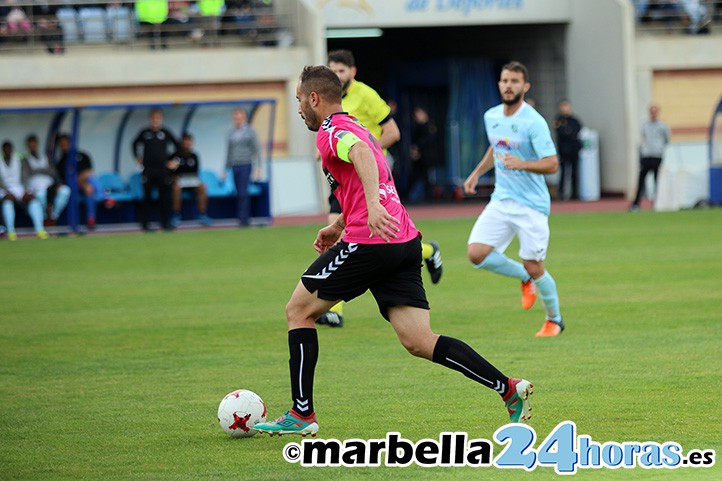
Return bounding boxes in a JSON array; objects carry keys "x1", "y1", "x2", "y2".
[
  {"x1": 502, "y1": 92, "x2": 523, "y2": 106},
  {"x1": 302, "y1": 108, "x2": 320, "y2": 132}
]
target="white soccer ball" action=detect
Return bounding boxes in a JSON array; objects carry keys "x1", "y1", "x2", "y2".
[{"x1": 217, "y1": 389, "x2": 267, "y2": 438}]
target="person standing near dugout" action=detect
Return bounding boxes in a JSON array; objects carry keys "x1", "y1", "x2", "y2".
[
  {"x1": 463, "y1": 61, "x2": 565, "y2": 337},
  {"x1": 132, "y1": 108, "x2": 179, "y2": 232},
  {"x1": 253, "y1": 65, "x2": 533, "y2": 437},
  {"x1": 630, "y1": 104, "x2": 670, "y2": 211},
  {"x1": 554, "y1": 99, "x2": 583, "y2": 200}
]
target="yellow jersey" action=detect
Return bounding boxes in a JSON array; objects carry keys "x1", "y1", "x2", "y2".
[{"x1": 341, "y1": 80, "x2": 392, "y2": 146}]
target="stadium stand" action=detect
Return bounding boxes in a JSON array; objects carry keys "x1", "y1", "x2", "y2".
[{"x1": 0, "y1": 1, "x2": 289, "y2": 53}]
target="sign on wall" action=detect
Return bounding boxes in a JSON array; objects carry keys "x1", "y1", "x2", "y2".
[{"x1": 318, "y1": 0, "x2": 571, "y2": 28}]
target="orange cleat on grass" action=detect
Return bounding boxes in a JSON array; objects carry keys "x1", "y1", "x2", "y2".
[{"x1": 535, "y1": 319, "x2": 565, "y2": 337}]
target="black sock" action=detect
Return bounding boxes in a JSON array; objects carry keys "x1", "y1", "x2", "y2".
[
  {"x1": 432, "y1": 335, "x2": 509, "y2": 397},
  {"x1": 288, "y1": 328, "x2": 318, "y2": 416}
]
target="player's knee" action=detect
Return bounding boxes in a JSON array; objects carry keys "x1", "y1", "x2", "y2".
[
  {"x1": 467, "y1": 246, "x2": 489, "y2": 265},
  {"x1": 523, "y1": 261, "x2": 544, "y2": 279},
  {"x1": 398, "y1": 334, "x2": 434, "y2": 359},
  {"x1": 400, "y1": 338, "x2": 426, "y2": 358},
  {"x1": 284, "y1": 300, "x2": 300, "y2": 323},
  {"x1": 285, "y1": 300, "x2": 316, "y2": 327}
]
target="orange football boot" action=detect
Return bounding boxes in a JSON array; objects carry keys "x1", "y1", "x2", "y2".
[{"x1": 521, "y1": 279, "x2": 537, "y2": 310}]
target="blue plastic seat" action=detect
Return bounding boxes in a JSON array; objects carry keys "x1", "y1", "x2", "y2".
[
  {"x1": 200, "y1": 169, "x2": 232, "y2": 197},
  {"x1": 57, "y1": 7, "x2": 80, "y2": 43},
  {"x1": 79, "y1": 7, "x2": 108, "y2": 43},
  {"x1": 97, "y1": 172, "x2": 136, "y2": 202},
  {"x1": 128, "y1": 172, "x2": 151, "y2": 199},
  {"x1": 106, "y1": 5, "x2": 133, "y2": 43}
]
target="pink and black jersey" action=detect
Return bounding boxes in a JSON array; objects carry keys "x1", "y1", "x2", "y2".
[{"x1": 316, "y1": 112, "x2": 418, "y2": 245}]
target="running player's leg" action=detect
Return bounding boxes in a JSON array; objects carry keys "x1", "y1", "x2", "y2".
[
  {"x1": 254, "y1": 281, "x2": 332, "y2": 437},
  {"x1": 387, "y1": 300, "x2": 532, "y2": 422},
  {"x1": 377, "y1": 238, "x2": 533, "y2": 422},
  {"x1": 468, "y1": 200, "x2": 535, "y2": 308},
  {"x1": 257, "y1": 241, "x2": 369, "y2": 436},
  {"x1": 517, "y1": 208, "x2": 564, "y2": 337}
]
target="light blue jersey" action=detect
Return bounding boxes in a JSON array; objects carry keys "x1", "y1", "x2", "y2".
[{"x1": 484, "y1": 102, "x2": 557, "y2": 215}]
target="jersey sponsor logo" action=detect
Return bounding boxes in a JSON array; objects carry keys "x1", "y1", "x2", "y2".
[
  {"x1": 379, "y1": 182, "x2": 400, "y2": 204},
  {"x1": 323, "y1": 167, "x2": 339, "y2": 192},
  {"x1": 493, "y1": 137, "x2": 521, "y2": 150}
]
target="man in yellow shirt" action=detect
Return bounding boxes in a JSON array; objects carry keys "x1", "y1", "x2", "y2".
[{"x1": 316, "y1": 49, "x2": 443, "y2": 327}]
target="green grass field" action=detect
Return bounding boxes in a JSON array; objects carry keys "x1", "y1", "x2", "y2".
[{"x1": 1, "y1": 208, "x2": 721, "y2": 480}]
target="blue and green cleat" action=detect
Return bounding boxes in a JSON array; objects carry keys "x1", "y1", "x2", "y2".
[{"x1": 254, "y1": 409, "x2": 319, "y2": 437}]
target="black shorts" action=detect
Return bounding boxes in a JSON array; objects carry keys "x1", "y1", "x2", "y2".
[
  {"x1": 328, "y1": 192, "x2": 342, "y2": 214},
  {"x1": 300, "y1": 236, "x2": 429, "y2": 321}
]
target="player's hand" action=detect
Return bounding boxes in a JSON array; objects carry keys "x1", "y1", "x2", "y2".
[
  {"x1": 463, "y1": 173, "x2": 480, "y2": 195},
  {"x1": 313, "y1": 223, "x2": 343, "y2": 255},
  {"x1": 22, "y1": 192, "x2": 35, "y2": 202},
  {"x1": 502, "y1": 153, "x2": 525, "y2": 170},
  {"x1": 166, "y1": 160, "x2": 179, "y2": 170},
  {"x1": 367, "y1": 202, "x2": 400, "y2": 243}
]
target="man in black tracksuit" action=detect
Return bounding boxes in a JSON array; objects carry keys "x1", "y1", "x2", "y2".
[
  {"x1": 554, "y1": 100, "x2": 583, "y2": 201},
  {"x1": 132, "y1": 108, "x2": 179, "y2": 231}
]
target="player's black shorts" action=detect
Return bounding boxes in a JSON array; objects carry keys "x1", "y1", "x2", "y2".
[
  {"x1": 300, "y1": 236, "x2": 429, "y2": 321},
  {"x1": 328, "y1": 192, "x2": 341, "y2": 214}
]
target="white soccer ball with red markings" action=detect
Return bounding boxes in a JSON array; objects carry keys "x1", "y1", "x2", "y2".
[{"x1": 217, "y1": 389, "x2": 267, "y2": 438}]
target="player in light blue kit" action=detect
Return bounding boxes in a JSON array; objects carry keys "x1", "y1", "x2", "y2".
[{"x1": 463, "y1": 61, "x2": 564, "y2": 337}]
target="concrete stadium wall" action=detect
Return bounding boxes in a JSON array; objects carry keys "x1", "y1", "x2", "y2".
[{"x1": 567, "y1": 0, "x2": 637, "y2": 195}]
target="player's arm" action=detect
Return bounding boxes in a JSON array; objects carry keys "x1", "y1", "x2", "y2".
[
  {"x1": 378, "y1": 117, "x2": 401, "y2": 150},
  {"x1": 463, "y1": 146, "x2": 494, "y2": 195},
  {"x1": 503, "y1": 153, "x2": 558, "y2": 174},
  {"x1": 131, "y1": 132, "x2": 144, "y2": 165},
  {"x1": 348, "y1": 141, "x2": 400, "y2": 242}
]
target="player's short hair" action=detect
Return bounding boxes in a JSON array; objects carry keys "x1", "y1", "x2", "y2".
[
  {"x1": 501, "y1": 61, "x2": 529, "y2": 83},
  {"x1": 181, "y1": 132, "x2": 193, "y2": 141},
  {"x1": 327, "y1": 49, "x2": 355, "y2": 68},
  {"x1": 25, "y1": 134, "x2": 38, "y2": 144},
  {"x1": 299, "y1": 65, "x2": 343, "y2": 103}
]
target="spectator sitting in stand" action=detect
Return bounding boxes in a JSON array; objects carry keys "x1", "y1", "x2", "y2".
[
  {"x1": 32, "y1": 2, "x2": 64, "y2": 54},
  {"x1": 55, "y1": 134, "x2": 116, "y2": 230},
  {"x1": 4, "y1": 1, "x2": 32, "y2": 36},
  {"x1": 1, "y1": 141, "x2": 47, "y2": 240},
  {"x1": 22, "y1": 134, "x2": 70, "y2": 227},
  {"x1": 223, "y1": 0, "x2": 255, "y2": 38},
  {"x1": 168, "y1": 133, "x2": 212, "y2": 227},
  {"x1": 166, "y1": 1, "x2": 196, "y2": 41}
]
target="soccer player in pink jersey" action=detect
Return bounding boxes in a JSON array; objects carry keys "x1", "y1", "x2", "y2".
[{"x1": 254, "y1": 66, "x2": 533, "y2": 437}]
